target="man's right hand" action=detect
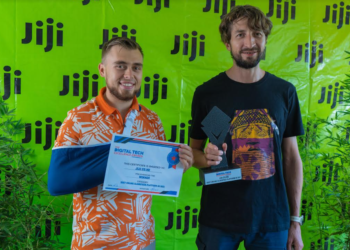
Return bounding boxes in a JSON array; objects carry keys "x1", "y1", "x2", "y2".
[{"x1": 204, "y1": 142, "x2": 227, "y2": 167}]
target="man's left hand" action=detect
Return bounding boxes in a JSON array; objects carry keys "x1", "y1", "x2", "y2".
[
  {"x1": 179, "y1": 144, "x2": 193, "y2": 173},
  {"x1": 287, "y1": 222, "x2": 303, "y2": 250}
]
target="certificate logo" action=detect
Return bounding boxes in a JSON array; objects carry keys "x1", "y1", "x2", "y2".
[
  {"x1": 115, "y1": 147, "x2": 144, "y2": 158},
  {"x1": 167, "y1": 148, "x2": 179, "y2": 169},
  {"x1": 216, "y1": 171, "x2": 231, "y2": 177}
]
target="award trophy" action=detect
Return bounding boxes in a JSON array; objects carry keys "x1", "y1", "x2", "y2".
[{"x1": 199, "y1": 106, "x2": 242, "y2": 185}]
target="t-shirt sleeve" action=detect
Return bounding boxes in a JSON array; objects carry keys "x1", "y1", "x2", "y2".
[
  {"x1": 283, "y1": 86, "x2": 305, "y2": 138},
  {"x1": 190, "y1": 87, "x2": 208, "y2": 140}
]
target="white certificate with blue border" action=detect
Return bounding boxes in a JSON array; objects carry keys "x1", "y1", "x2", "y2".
[{"x1": 103, "y1": 134, "x2": 184, "y2": 197}]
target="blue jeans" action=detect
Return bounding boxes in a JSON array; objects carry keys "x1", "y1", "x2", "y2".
[{"x1": 196, "y1": 224, "x2": 288, "y2": 250}]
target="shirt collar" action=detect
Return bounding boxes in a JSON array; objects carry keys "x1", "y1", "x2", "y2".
[{"x1": 96, "y1": 87, "x2": 140, "y2": 116}]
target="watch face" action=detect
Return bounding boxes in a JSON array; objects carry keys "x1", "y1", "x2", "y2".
[{"x1": 300, "y1": 215, "x2": 304, "y2": 226}]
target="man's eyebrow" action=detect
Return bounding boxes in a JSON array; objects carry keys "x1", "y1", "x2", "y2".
[
  {"x1": 235, "y1": 29, "x2": 247, "y2": 33},
  {"x1": 113, "y1": 61, "x2": 143, "y2": 66},
  {"x1": 113, "y1": 61, "x2": 127, "y2": 64}
]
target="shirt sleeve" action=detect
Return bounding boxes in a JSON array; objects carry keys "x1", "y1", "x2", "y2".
[
  {"x1": 190, "y1": 87, "x2": 208, "y2": 140},
  {"x1": 154, "y1": 112, "x2": 166, "y2": 141},
  {"x1": 48, "y1": 110, "x2": 108, "y2": 196},
  {"x1": 55, "y1": 110, "x2": 81, "y2": 147},
  {"x1": 283, "y1": 86, "x2": 305, "y2": 138}
]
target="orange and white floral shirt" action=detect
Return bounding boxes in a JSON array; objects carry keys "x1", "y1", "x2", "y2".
[{"x1": 55, "y1": 87, "x2": 165, "y2": 250}]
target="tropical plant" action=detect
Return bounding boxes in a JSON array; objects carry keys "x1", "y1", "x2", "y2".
[
  {"x1": 301, "y1": 51, "x2": 350, "y2": 249},
  {"x1": 0, "y1": 97, "x2": 68, "y2": 249}
]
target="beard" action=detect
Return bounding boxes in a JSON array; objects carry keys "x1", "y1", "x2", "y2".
[
  {"x1": 106, "y1": 81, "x2": 140, "y2": 101},
  {"x1": 231, "y1": 48, "x2": 263, "y2": 69}
]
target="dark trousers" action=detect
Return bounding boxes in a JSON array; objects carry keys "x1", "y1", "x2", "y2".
[{"x1": 196, "y1": 224, "x2": 288, "y2": 250}]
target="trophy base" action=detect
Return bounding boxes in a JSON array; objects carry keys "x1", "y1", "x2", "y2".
[{"x1": 199, "y1": 163, "x2": 242, "y2": 185}]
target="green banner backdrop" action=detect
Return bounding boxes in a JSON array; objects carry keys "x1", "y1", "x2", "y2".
[{"x1": 0, "y1": 0, "x2": 349, "y2": 249}]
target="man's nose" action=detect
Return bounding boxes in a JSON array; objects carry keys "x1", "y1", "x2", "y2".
[
  {"x1": 124, "y1": 67, "x2": 132, "y2": 79},
  {"x1": 244, "y1": 33, "x2": 256, "y2": 48}
]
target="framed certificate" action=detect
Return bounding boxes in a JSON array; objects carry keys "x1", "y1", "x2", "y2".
[{"x1": 103, "y1": 134, "x2": 184, "y2": 197}]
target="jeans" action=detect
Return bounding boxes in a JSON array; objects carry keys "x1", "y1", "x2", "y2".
[{"x1": 196, "y1": 224, "x2": 288, "y2": 250}]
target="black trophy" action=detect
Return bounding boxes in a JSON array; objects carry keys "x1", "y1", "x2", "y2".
[{"x1": 199, "y1": 106, "x2": 242, "y2": 185}]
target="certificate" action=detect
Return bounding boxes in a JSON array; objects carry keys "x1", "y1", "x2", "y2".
[{"x1": 103, "y1": 134, "x2": 184, "y2": 197}]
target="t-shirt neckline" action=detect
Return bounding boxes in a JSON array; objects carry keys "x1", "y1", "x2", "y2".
[{"x1": 223, "y1": 71, "x2": 269, "y2": 87}]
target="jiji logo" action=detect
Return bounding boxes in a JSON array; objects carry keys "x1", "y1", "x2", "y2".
[
  {"x1": 312, "y1": 161, "x2": 339, "y2": 185},
  {"x1": 317, "y1": 82, "x2": 343, "y2": 109},
  {"x1": 170, "y1": 31, "x2": 205, "y2": 61},
  {"x1": 35, "y1": 214, "x2": 61, "y2": 240},
  {"x1": 168, "y1": 120, "x2": 192, "y2": 145},
  {"x1": 164, "y1": 205, "x2": 199, "y2": 235},
  {"x1": 22, "y1": 18, "x2": 63, "y2": 52},
  {"x1": 59, "y1": 70, "x2": 99, "y2": 103},
  {"x1": 22, "y1": 118, "x2": 62, "y2": 151},
  {"x1": 202, "y1": 0, "x2": 236, "y2": 18},
  {"x1": 310, "y1": 237, "x2": 335, "y2": 250},
  {"x1": 1, "y1": 66, "x2": 21, "y2": 101},
  {"x1": 295, "y1": 41, "x2": 324, "y2": 68},
  {"x1": 134, "y1": 0, "x2": 169, "y2": 12},
  {"x1": 99, "y1": 25, "x2": 137, "y2": 49},
  {"x1": 266, "y1": 0, "x2": 296, "y2": 24},
  {"x1": 136, "y1": 74, "x2": 168, "y2": 105},
  {"x1": 322, "y1": 1, "x2": 350, "y2": 29},
  {"x1": 301, "y1": 198, "x2": 313, "y2": 222}
]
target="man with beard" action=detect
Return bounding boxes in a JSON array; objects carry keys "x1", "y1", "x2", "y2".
[
  {"x1": 190, "y1": 5, "x2": 304, "y2": 250},
  {"x1": 48, "y1": 37, "x2": 193, "y2": 250}
]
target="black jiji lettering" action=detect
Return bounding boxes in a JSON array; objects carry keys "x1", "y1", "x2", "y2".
[
  {"x1": 2, "y1": 66, "x2": 21, "y2": 101},
  {"x1": 164, "y1": 206, "x2": 198, "y2": 234},
  {"x1": 322, "y1": 2, "x2": 350, "y2": 29},
  {"x1": 21, "y1": 118, "x2": 62, "y2": 150},
  {"x1": 99, "y1": 26, "x2": 136, "y2": 49},
  {"x1": 59, "y1": 71, "x2": 99, "y2": 102},
  {"x1": 21, "y1": 18, "x2": 63, "y2": 52},
  {"x1": 170, "y1": 32, "x2": 205, "y2": 61},
  {"x1": 295, "y1": 41, "x2": 323, "y2": 68},
  {"x1": 267, "y1": 0, "x2": 296, "y2": 24}
]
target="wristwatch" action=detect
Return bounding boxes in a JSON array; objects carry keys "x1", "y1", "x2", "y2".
[{"x1": 290, "y1": 215, "x2": 304, "y2": 226}]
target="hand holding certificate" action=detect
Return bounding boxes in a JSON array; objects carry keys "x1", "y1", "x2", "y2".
[{"x1": 103, "y1": 134, "x2": 184, "y2": 197}]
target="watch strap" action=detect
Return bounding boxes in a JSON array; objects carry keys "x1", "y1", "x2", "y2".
[{"x1": 290, "y1": 215, "x2": 304, "y2": 225}]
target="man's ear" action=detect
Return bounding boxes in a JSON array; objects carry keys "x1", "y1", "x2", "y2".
[
  {"x1": 225, "y1": 43, "x2": 231, "y2": 51},
  {"x1": 98, "y1": 63, "x2": 105, "y2": 77}
]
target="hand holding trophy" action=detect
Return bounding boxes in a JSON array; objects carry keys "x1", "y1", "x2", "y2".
[{"x1": 199, "y1": 106, "x2": 242, "y2": 185}]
